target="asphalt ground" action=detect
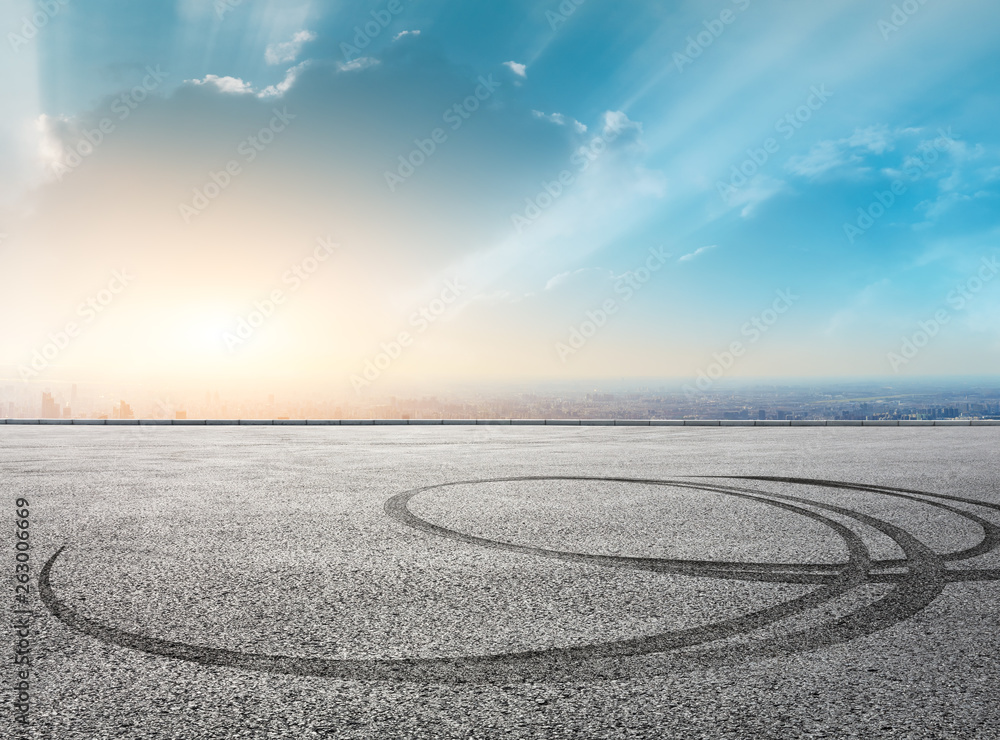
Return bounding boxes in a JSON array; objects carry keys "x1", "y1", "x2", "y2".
[{"x1": 2, "y1": 427, "x2": 999, "y2": 739}]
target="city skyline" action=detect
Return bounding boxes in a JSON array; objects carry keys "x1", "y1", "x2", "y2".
[{"x1": 8, "y1": 376, "x2": 1000, "y2": 423}]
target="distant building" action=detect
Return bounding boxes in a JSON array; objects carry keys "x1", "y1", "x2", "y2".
[
  {"x1": 758, "y1": 409, "x2": 766, "y2": 420},
  {"x1": 113, "y1": 401, "x2": 135, "y2": 420},
  {"x1": 175, "y1": 410, "x2": 187, "y2": 420},
  {"x1": 41, "y1": 392, "x2": 60, "y2": 418}
]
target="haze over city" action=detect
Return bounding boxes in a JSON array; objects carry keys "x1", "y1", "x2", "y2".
[{"x1": 4, "y1": 378, "x2": 998, "y2": 424}]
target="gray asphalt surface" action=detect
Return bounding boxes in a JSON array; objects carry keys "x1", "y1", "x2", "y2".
[{"x1": 3, "y1": 427, "x2": 999, "y2": 739}]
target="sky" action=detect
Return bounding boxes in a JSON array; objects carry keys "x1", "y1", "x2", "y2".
[{"x1": 1, "y1": 0, "x2": 998, "y2": 397}]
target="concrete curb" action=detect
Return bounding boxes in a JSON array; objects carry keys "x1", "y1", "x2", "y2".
[{"x1": 2, "y1": 419, "x2": 996, "y2": 426}]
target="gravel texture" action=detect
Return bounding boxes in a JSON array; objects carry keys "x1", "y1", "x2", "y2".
[{"x1": 2, "y1": 426, "x2": 999, "y2": 739}]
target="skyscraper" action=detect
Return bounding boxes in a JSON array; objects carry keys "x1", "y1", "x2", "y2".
[
  {"x1": 41, "y1": 392, "x2": 60, "y2": 419},
  {"x1": 113, "y1": 401, "x2": 135, "y2": 420}
]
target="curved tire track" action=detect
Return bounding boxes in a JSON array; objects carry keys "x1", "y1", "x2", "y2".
[{"x1": 38, "y1": 476, "x2": 999, "y2": 682}]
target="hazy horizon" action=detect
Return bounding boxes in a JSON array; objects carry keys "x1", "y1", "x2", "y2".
[{"x1": 6, "y1": 374, "x2": 999, "y2": 422}]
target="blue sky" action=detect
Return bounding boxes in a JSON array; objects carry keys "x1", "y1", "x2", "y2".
[{"x1": 1, "y1": 0, "x2": 998, "y2": 391}]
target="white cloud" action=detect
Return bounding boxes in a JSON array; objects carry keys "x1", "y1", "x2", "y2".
[
  {"x1": 189, "y1": 61, "x2": 317, "y2": 100},
  {"x1": 925, "y1": 133, "x2": 983, "y2": 164},
  {"x1": 544, "y1": 267, "x2": 600, "y2": 291},
  {"x1": 393, "y1": 30, "x2": 420, "y2": 41},
  {"x1": 35, "y1": 114, "x2": 70, "y2": 173},
  {"x1": 846, "y1": 125, "x2": 895, "y2": 155},
  {"x1": 187, "y1": 74, "x2": 254, "y2": 95},
  {"x1": 726, "y1": 175, "x2": 784, "y2": 217},
  {"x1": 532, "y1": 110, "x2": 587, "y2": 133},
  {"x1": 787, "y1": 126, "x2": 906, "y2": 179},
  {"x1": 503, "y1": 61, "x2": 527, "y2": 78},
  {"x1": 786, "y1": 139, "x2": 863, "y2": 178},
  {"x1": 678, "y1": 245, "x2": 717, "y2": 262},
  {"x1": 544, "y1": 271, "x2": 573, "y2": 290},
  {"x1": 257, "y1": 62, "x2": 312, "y2": 98},
  {"x1": 533, "y1": 109, "x2": 565, "y2": 125},
  {"x1": 336, "y1": 57, "x2": 380, "y2": 73},
  {"x1": 265, "y1": 30, "x2": 316, "y2": 65},
  {"x1": 917, "y1": 191, "x2": 990, "y2": 221},
  {"x1": 602, "y1": 110, "x2": 642, "y2": 141}
]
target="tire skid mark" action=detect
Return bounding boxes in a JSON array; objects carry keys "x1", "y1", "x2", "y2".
[{"x1": 38, "y1": 476, "x2": 999, "y2": 682}]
